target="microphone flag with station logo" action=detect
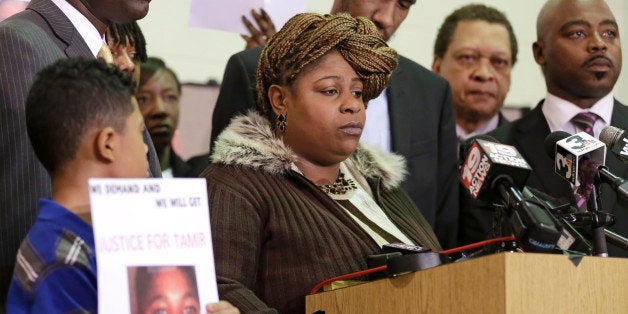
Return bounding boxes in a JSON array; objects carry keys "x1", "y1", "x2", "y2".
[
  {"x1": 551, "y1": 132, "x2": 606, "y2": 186},
  {"x1": 460, "y1": 139, "x2": 531, "y2": 201}
]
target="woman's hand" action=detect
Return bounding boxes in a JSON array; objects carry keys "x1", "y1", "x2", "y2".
[
  {"x1": 241, "y1": 9, "x2": 276, "y2": 49},
  {"x1": 206, "y1": 300, "x2": 240, "y2": 314}
]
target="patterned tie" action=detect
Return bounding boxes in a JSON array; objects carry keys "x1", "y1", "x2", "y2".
[
  {"x1": 97, "y1": 42, "x2": 114, "y2": 65},
  {"x1": 571, "y1": 112, "x2": 598, "y2": 136}
]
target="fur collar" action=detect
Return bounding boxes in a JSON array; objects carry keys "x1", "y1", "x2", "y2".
[{"x1": 211, "y1": 111, "x2": 407, "y2": 190}]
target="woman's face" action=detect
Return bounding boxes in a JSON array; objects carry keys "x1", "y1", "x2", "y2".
[
  {"x1": 276, "y1": 50, "x2": 365, "y2": 166},
  {"x1": 136, "y1": 70, "x2": 181, "y2": 153},
  {"x1": 141, "y1": 268, "x2": 200, "y2": 314}
]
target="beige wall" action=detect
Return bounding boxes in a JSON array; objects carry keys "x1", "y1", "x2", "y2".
[{"x1": 138, "y1": 0, "x2": 627, "y2": 108}]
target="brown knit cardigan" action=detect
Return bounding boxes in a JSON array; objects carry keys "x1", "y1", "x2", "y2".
[{"x1": 204, "y1": 111, "x2": 442, "y2": 313}]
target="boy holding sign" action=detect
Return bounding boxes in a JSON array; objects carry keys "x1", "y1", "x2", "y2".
[{"x1": 6, "y1": 58, "x2": 237, "y2": 314}]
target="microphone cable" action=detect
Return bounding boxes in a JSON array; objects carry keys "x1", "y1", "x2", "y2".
[{"x1": 309, "y1": 236, "x2": 518, "y2": 294}]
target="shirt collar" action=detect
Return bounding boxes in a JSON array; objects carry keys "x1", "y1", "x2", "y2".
[
  {"x1": 51, "y1": 0, "x2": 103, "y2": 57},
  {"x1": 456, "y1": 114, "x2": 500, "y2": 141},
  {"x1": 542, "y1": 91, "x2": 614, "y2": 133}
]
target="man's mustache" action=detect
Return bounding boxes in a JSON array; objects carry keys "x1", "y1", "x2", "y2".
[{"x1": 582, "y1": 54, "x2": 614, "y2": 68}]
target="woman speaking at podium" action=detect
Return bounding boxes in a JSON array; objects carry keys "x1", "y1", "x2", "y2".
[{"x1": 203, "y1": 12, "x2": 441, "y2": 313}]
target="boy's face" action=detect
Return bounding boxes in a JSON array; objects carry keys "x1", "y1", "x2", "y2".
[{"x1": 116, "y1": 98, "x2": 149, "y2": 177}]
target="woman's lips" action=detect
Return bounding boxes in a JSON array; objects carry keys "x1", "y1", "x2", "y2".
[{"x1": 339, "y1": 122, "x2": 364, "y2": 136}]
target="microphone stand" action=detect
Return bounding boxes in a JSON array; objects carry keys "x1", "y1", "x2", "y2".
[
  {"x1": 588, "y1": 182, "x2": 608, "y2": 257},
  {"x1": 604, "y1": 229, "x2": 628, "y2": 250}
]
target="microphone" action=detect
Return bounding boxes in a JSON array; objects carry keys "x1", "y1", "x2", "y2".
[
  {"x1": 459, "y1": 136, "x2": 531, "y2": 201},
  {"x1": 543, "y1": 131, "x2": 606, "y2": 187},
  {"x1": 544, "y1": 131, "x2": 616, "y2": 256},
  {"x1": 521, "y1": 187, "x2": 593, "y2": 254},
  {"x1": 599, "y1": 125, "x2": 628, "y2": 163},
  {"x1": 459, "y1": 134, "x2": 496, "y2": 167},
  {"x1": 459, "y1": 136, "x2": 563, "y2": 253},
  {"x1": 544, "y1": 131, "x2": 628, "y2": 204}
]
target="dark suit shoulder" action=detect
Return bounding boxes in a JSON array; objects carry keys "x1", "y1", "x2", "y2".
[
  {"x1": 489, "y1": 103, "x2": 545, "y2": 145},
  {"x1": 228, "y1": 46, "x2": 263, "y2": 74},
  {"x1": 396, "y1": 54, "x2": 449, "y2": 88},
  {"x1": 486, "y1": 119, "x2": 517, "y2": 144},
  {"x1": 611, "y1": 99, "x2": 628, "y2": 128},
  {"x1": 211, "y1": 47, "x2": 264, "y2": 148}
]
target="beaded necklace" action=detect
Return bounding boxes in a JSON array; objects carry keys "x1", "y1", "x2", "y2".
[{"x1": 318, "y1": 172, "x2": 357, "y2": 195}]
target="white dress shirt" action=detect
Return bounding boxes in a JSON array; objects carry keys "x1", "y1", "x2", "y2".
[
  {"x1": 542, "y1": 91, "x2": 614, "y2": 137},
  {"x1": 51, "y1": 0, "x2": 103, "y2": 57},
  {"x1": 361, "y1": 89, "x2": 392, "y2": 152}
]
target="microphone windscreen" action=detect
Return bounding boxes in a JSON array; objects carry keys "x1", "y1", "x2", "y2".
[
  {"x1": 599, "y1": 125, "x2": 624, "y2": 148},
  {"x1": 544, "y1": 131, "x2": 571, "y2": 159}
]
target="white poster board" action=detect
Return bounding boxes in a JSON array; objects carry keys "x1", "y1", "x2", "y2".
[
  {"x1": 189, "y1": 0, "x2": 307, "y2": 34},
  {"x1": 89, "y1": 178, "x2": 217, "y2": 314}
]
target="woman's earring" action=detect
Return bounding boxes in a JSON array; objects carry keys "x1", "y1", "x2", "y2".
[{"x1": 276, "y1": 113, "x2": 287, "y2": 132}]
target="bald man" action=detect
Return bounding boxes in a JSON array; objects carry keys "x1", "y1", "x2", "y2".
[{"x1": 489, "y1": 0, "x2": 627, "y2": 257}]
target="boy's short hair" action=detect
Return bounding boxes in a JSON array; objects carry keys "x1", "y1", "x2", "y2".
[{"x1": 26, "y1": 57, "x2": 136, "y2": 174}]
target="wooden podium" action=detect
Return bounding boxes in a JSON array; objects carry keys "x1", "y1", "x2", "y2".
[{"x1": 305, "y1": 253, "x2": 628, "y2": 313}]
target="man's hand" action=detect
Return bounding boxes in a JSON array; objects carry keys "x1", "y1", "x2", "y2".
[{"x1": 241, "y1": 8, "x2": 276, "y2": 49}]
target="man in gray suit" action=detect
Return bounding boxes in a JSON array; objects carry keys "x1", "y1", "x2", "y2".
[
  {"x1": 0, "y1": 0, "x2": 156, "y2": 304},
  {"x1": 211, "y1": 0, "x2": 459, "y2": 249}
]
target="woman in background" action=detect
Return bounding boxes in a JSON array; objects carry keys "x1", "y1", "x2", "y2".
[
  {"x1": 204, "y1": 12, "x2": 442, "y2": 313},
  {"x1": 137, "y1": 57, "x2": 209, "y2": 177}
]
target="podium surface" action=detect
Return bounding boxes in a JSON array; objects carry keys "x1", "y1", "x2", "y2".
[{"x1": 305, "y1": 252, "x2": 628, "y2": 313}]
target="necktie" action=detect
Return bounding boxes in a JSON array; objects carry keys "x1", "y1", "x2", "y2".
[
  {"x1": 571, "y1": 112, "x2": 598, "y2": 136},
  {"x1": 97, "y1": 43, "x2": 114, "y2": 65}
]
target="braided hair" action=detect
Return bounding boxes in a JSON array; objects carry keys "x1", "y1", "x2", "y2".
[
  {"x1": 257, "y1": 12, "x2": 398, "y2": 122},
  {"x1": 106, "y1": 21, "x2": 147, "y2": 63}
]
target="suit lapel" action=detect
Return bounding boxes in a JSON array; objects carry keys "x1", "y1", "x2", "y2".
[
  {"x1": 386, "y1": 65, "x2": 411, "y2": 154},
  {"x1": 514, "y1": 102, "x2": 575, "y2": 201},
  {"x1": 29, "y1": 0, "x2": 93, "y2": 58},
  {"x1": 607, "y1": 100, "x2": 628, "y2": 177},
  {"x1": 601, "y1": 100, "x2": 628, "y2": 209}
]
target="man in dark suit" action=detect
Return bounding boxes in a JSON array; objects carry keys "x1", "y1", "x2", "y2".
[
  {"x1": 0, "y1": 0, "x2": 156, "y2": 304},
  {"x1": 430, "y1": 4, "x2": 518, "y2": 246},
  {"x1": 211, "y1": 0, "x2": 459, "y2": 249},
  {"x1": 488, "y1": 0, "x2": 627, "y2": 257}
]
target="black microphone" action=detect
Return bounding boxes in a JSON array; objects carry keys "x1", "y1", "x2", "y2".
[
  {"x1": 521, "y1": 187, "x2": 593, "y2": 254},
  {"x1": 459, "y1": 134, "x2": 496, "y2": 167},
  {"x1": 544, "y1": 131, "x2": 615, "y2": 256},
  {"x1": 459, "y1": 136, "x2": 563, "y2": 253},
  {"x1": 459, "y1": 136, "x2": 530, "y2": 201},
  {"x1": 599, "y1": 125, "x2": 628, "y2": 163}
]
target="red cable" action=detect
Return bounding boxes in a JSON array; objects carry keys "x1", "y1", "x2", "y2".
[
  {"x1": 439, "y1": 236, "x2": 517, "y2": 255},
  {"x1": 310, "y1": 237, "x2": 518, "y2": 295},
  {"x1": 309, "y1": 265, "x2": 388, "y2": 295}
]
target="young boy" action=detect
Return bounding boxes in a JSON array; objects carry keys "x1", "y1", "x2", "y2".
[
  {"x1": 7, "y1": 57, "x2": 239, "y2": 314},
  {"x1": 6, "y1": 57, "x2": 148, "y2": 312}
]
